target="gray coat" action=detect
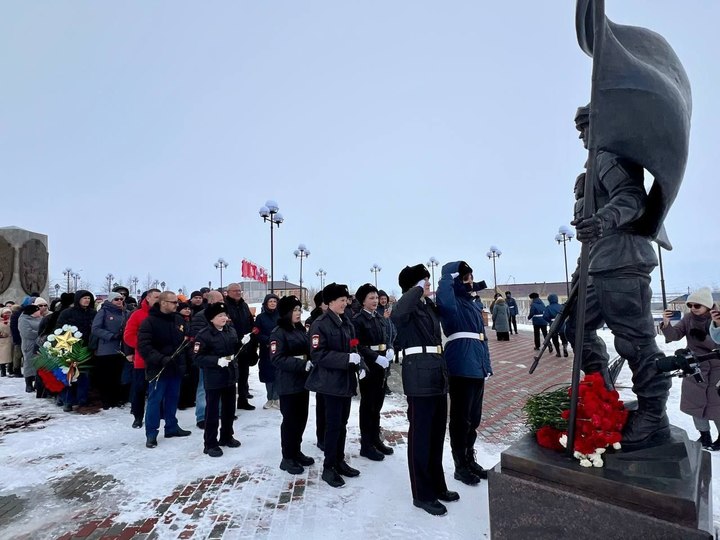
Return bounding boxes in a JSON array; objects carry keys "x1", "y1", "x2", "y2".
[
  {"x1": 18, "y1": 313, "x2": 41, "y2": 377},
  {"x1": 662, "y1": 312, "x2": 720, "y2": 420},
  {"x1": 492, "y1": 301, "x2": 510, "y2": 333},
  {"x1": 92, "y1": 301, "x2": 129, "y2": 357}
]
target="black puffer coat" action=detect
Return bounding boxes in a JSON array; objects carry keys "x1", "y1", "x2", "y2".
[
  {"x1": 270, "y1": 318, "x2": 311, "y2": 396},
  {"x1": 194, "y1": 324, "x2": 239, "y2": 390},
  {"x1": 305, "y1": 311, "x2": 358, "y2": 398},
  {"x1": 138, "y1": 304, "x2": 188, "y2": 381}
]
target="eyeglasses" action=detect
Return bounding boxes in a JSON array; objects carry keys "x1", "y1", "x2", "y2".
[
  {"x1": 112, "y1": 298, "x2": 124, "y2": 302},
  {"x1": 37, "y1": 304, "x2": 48, "y2": 307},
  {"x1": 687, "y1": 303, "x2": 704, "y2": 309}
]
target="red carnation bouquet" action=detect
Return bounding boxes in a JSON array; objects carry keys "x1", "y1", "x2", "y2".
[{"x1": 523, "y1": 372, "x2": 628, "y2": 467}]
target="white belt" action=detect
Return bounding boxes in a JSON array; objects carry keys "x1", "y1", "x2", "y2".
[
  {"x1": 446, "y1": 331, "x2": 485, "y2": 343},
  {"x1": 401, "y1": 345, "x2": 443, "y2": 357},
  {"x1": 370, "y1": 344, "x2": 387, "y2": 352},
  {"x1": 293, "y1": 355, "x2": 308, "y2": 360}
]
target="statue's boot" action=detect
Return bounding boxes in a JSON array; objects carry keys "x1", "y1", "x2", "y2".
[{"x1": 621, "y1": 351, "x2": 671, "y2": 451}]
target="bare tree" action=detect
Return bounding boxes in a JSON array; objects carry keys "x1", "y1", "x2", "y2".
[{"x1": 142, "y1": 273, "x2": 155, "y2": 292}]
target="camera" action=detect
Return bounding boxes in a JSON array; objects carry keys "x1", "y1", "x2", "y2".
[{"x1": 655, "y1": 348, "x2": 720, "y2": 385}]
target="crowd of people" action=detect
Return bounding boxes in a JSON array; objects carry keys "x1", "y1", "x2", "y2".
[{"x1": 2, "y1": 272, "x2": 719, "y2": 517}]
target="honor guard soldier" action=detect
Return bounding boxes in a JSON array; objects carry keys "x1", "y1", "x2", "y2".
[
  {"x1": 306, "y1": 282, "x2": 365, "y2": 488},
  {"x1": 392, "y1": 264, "x2": 458, "y2": 516},
  {"x1": 352, "y1": 283, "x2": 395, "y2": 461}
]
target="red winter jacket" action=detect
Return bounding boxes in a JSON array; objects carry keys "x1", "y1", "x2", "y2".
[{"x1": 124, "y1": 299, "x2": 151, "y2": 369}]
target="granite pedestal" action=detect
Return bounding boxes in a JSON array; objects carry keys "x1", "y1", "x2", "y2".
[{"x1": 488, "y1": 426, "x2": 713, "y2": 539}]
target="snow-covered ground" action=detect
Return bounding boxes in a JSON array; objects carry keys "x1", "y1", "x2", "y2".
[{"x1": 0, "y1": 328, "x2": 717, "y2": 539}]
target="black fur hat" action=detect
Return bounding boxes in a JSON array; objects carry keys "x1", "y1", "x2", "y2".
[
  {"x1": 322, "y1": 283, "x2": 349, "y2": 304},
  {"x1": 529, "y1": 292, "x2": 540, "y2": 300},
  {"x1": 398, "y1": 264, "x2": 430, "y2": 293},
  {"x1": 313, "y1": 291, "x2": 324, "y2": 307},
  {"x1": 355, "y1": 283, "x2": 378, "y2": 306},
  {"x1": 204, "y1": 302, "x2": 228, "y2": 322},
  {"x1": 278, "y1": 295, "x2": 302, "y2": 318}
]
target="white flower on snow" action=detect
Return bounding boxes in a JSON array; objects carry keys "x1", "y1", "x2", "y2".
[
  {"x1": 73, "y1": 332, "x2": 82, "y2": 338},
  {"x1": 613, "y1": 442, "x2": 622, "y2": 450},
  {"x1": 54, "y1": 329, "x2": 63, "y2": 335},
  {"x1": 47, "y1": 335, "x2": 56, "y2": 342},
  {"x1": 559, "y1": 434, "x2": 568, "y2": 448},
  {"x1": 579, "y1": 459, "x2": 592, "y2": 468}
]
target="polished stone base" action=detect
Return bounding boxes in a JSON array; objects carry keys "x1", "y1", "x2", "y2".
[{"x1": 488, "y1": 426, "x2": 713, "y2": 539}]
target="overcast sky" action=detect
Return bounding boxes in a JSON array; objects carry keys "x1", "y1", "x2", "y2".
[{"x1": 2, "y1": 1, "x2": 718, "y2": 299}]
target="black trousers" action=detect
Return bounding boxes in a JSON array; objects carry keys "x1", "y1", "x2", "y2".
[
  {"x1": 407, "y1": 395, "x2": 448, "y2": 502},
  {"x1": 533, "y1": 325, "x2": 548, "y2": 349},
  {"x1": 448, "y1": 376, "x2": 485, "y2": 459},
  {"x1": 96, "y1": 354, "x2": 125, "y2": 407},
  {"x1": 359, "y1": 367, "x2": 386, "y2": 447},
  {"x1": 315, "y1": 392, "x2": 325, "y2": 444},
  {"x1": 204, "y1": 385, "x2": 236, "y2": 448},
  {"x1": 280, "y1": 391, "x2": 310, "y2": 459},
  {"x1": 322, "y1": 394, "x2": 352, "y2": 468},
  {"x1": 508, "y1": 314, "x2": 518, "y2": 334},
  {"x1": 550, "y1": 329, "x2": 569, "y2": 353}
]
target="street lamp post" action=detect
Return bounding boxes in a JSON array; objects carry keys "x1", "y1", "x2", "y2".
[
  {"x1": 54, "y1": 283, "x2": 60, "y2": 298},
  {"x1": 370, "y1": 263, "x2": 382, "y2": 288},
  {"x1": 294, "y1": 244, "x2": 310, "y2": 306},
  {"x1": 426, "y1": 257, "x2": 439, "y2": 297},
  {"x1": 316, "y1": 268, "x2": 327, "y2": 290},
  {"x1": 486, "y1": 246, "x2": 502, "y2": 292},
  {"x1": 215, "y1": 258, "x2": 228, "y2": 290},
  {"x1": 106, "y1": 273, "x2": 115, "y2": 293},
  {"x1": 72, "y1": 273, "x2": 80, "y2": 292},
  {"x1": 258, "y1": 200, "x2": 284, "y2": 294},
  {"x1": 555, "y1": 225, "x2": 574, "y2": 298},
  {"x1": 63, "y1": 267, "x2": 72, "y2": 292},
  {"x1": 160, "y1": 281, "x2": 166, "y2": 291},
  {"x1": 132, "y1": 276, "x2": 139, "y2": 297}
]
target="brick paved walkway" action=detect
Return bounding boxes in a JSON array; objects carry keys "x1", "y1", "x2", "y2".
[{"x1": 2, "y1": 329, "x2": 573, "y2": 539}]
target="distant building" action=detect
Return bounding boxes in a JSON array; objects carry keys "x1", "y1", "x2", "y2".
[{"x1": 241, "y1": 280, "x2": 307, "y2": 304}]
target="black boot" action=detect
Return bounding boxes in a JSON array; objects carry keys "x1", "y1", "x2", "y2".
[
  {"x1": 0, "y1": 364, "x2": 6, "y2": 377},
  {"x1": 453, "y1": 454, "x2": 480, "y2": 486},
  {"x1": 466, "y1": 449, "x2": 488, "y2": 479},
  {"x1": 698, "y1": 431, "x2": 713, "y2": 449},
  {"x1": 711, "y1": 437, "x2": 720, "y2": 452},
  {"x1": 25, "y1": 377, "x2": 34, "y2": 393},
  {"x1": 563, "y1": 347, "x2": 569, "y2": 357},
  {"x1": 621, "y1": 351, "x2": 671, "y2": 451}
]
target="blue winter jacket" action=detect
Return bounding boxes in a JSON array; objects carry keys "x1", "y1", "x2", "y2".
[
  {"x1": 528, "y1": 298, "x2": 548, "y2": 327},
  {"x1": 436, "y1": 261, "x2": 492, "y2": 379},
  {"x1": 542, "y1": 294, "x2": 563, "y2": 325}
]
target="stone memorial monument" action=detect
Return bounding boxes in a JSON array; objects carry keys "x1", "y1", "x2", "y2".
[{"x1": 0, "y1": 226, "x2": 49, "y2": 302}]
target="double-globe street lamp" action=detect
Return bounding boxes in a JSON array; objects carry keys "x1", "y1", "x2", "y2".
[
  {"x1": 106, "y1": 274, "x2": 115, "y2": 293},
  {"x1": 370, "y1": 263, "x2": 381, "y2": 288},
  {"x1": 64, "y1": 267, "x2": 73, "y2": 292},
  {"x1": 259, "y1": 200, "x2": 284, "y2": 294},
  {"x1": 486, "y1": 246, "x2": 502, "y2": 292},
  {"x1": 555, "y1": 225, "x2": 574, "y2": 297},
  {"x1": 293, "y1": 244, "x2": 310, "y2": 305},
  {"x1": 215, "y1": 258, "x2": 228, "y2": 290},
  {"x1": 316, "y1": 268, "x2": 327, "y2": 290},
  {"x1": 72, "y1": 273, "x2": 81, "y2": 292},
  {"x1": 426, "y1": 257, "x2": 439, "y2": 297}
]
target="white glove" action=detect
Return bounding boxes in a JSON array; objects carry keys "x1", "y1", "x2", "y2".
[
  {"x1": 416, "y1": 279, "x2": 426, "y2": 288},
  {"x1": 359, "y1": 369, "x2": 366, "y2": 380},
  {"x1": 385, "y1": 349, "x2": 395, "y2": 362},
  {"x1": 217, "y1": 356, "x2": 231, "y2": 368},
  {"x1": 305, "y1": 360, "x2": 312, "y2": 372},
  {"x1": 349, "y1": 352, "x2": 361, "y2": 365},
  {"x1": 451, "y1": 272, "x2": 459, "y2": 279},
  {"x1": 241, "y1": 333, "x2": 251, "y2": 345},
  {"x1": 375, "y1": 355, "x2": 390, "y2": 369}
]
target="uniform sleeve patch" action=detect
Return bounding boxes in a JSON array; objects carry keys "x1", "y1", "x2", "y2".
[
  {"x1": 193, "y1": 342, "x2": 201, "y2": 354},
  {"x1": 311, "y1": 335, "x2": 320, "y2": 349},
  {"x1": 270, "y1": 341, "x2": 277, "y2": 354}
]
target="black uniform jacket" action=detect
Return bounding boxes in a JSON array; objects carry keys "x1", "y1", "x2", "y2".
[
  {"x1": 391, "y1": 286, "x2": 448, "y2": 397},
  {"x1": 352, "y1": 309, "x2": 388, "y2": 381},
  {"x1": 305, "y1": 310, "x2": 358, "y2": 398},
  {"x1": 270, "y1": 320, "x2": 312, "y2": 396},
  {"x1": 193, "y1": 324, "x2": 239, "y2": 390},
  {"x1": 138, "y1": 305, "x2": 188, "y2": 381}
]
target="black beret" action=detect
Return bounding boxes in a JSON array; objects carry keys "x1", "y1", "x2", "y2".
[
  {"x1": 355, "y1": 283, "x2": 378, "y2": 306},
  {"x1": 398, "y1": 264, "x2": 430, "y2": 293},
  {"x1": 322, "y1": 282, "x2": 350, "y2": 304}
]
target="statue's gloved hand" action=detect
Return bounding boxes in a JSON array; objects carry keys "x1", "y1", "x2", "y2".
[{"x1": 572, "y1": 215, "x2": 604, "y2": 243}]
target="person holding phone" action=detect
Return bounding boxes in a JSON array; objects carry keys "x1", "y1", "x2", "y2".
[{"x1": 660, "y1": 287, "x2": 720, "y2": 449}]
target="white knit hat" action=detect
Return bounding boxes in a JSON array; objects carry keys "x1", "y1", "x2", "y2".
[
  {"x1": 33, "y1": 297, "x2": 48, "y2": 307},
  {"x1": 686, "y1": 287, "x2": 714, "y2": 310}
]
